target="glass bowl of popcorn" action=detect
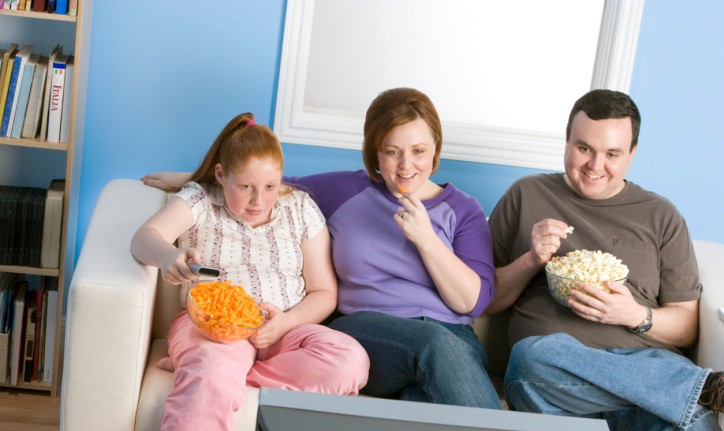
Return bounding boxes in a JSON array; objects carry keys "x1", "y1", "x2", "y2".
[
  {"x1": 187, "y1": 281, "x2": 266, "y2": 343},
  {"x1": 545, "y1": 250, "x2": 629, "y2": 307}
]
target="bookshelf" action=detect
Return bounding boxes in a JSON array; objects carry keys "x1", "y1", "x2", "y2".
[{"x1": 0, "y1": 1, "x2": 93, "y2": 397}]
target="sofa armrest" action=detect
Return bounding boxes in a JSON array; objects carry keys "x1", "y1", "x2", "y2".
[
  {"x1": 61, "y1": 180, "x2": 168, "y2": 431},
  {"x1": 693, "y1": 240, "x2": 724, "y2": 371}
]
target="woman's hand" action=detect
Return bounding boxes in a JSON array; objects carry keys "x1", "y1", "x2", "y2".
[
  {"x1": 568, "y1": 280, "x2": 647, "y2": 328},
  {"x1": 249, "y1": 302, "x2": 290, "y2": 349},
  {"x1": 159, "y1": 247, "x2": 201, "y2": 285},
  {"x1": 394, "y1": 192, "x2": 437, "y2": 248},
  {"x1": 141, "y1": 172, "x2": 190, "y2": 192}
]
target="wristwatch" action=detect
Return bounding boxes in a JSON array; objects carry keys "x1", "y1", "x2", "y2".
[{"x1": 630, "y1": 306, "x2": 653, "y2": 334}]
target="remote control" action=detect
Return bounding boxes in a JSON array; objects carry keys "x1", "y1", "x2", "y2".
[{"x1": 188, "y1": 263, "x2": 220, "y2": 278}]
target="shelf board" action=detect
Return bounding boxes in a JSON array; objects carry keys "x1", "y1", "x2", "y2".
[
  {"x1": 0, "y1": 265, "x2": 59, "y2": 277},
  {"x1": 0, "y1": 9, "x2": 76, "y2": 22},
  {"x1": 1, "y1": 381, "x2": 53, "y2": 392},
  {"x1": 0, "y1": 137, "x2": 68, "y2": 151}
]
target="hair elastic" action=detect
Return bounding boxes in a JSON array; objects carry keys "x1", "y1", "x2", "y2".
[{"x1": 247, "y1": 119, "x2": 256, "y2": 126}]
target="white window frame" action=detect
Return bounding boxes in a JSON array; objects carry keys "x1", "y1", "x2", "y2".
[{"x1": 274, "y1": 0, "x2": 644, "y2": 171}]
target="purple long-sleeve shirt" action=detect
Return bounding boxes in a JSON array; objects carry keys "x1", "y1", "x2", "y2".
[{"x1": 286, "y1": 170, "x2": 495, "y2": 324}]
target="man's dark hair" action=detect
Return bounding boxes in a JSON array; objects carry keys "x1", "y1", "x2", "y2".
[{"x1": 566, "y1": 89, "x2": 641, "y2": 150}]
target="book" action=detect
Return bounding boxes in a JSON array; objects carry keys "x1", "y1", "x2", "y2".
[
  {"x1": 2, "y1": 45, "x2": 33, "y2": 137},
  {"x1": 42, "y1": 287, "x2": 57, "y2": 383},
  {"x1": 21, "y1": 56, "x2": 48, "y2": 139},
  {"x1": 0, "y1": 273, "x2": 19, "y2": 385},
  {"x1": 17, "y1": 0, "x2": 24, "y2": 10},
  {"x1": 55, "y1": 0, "x2": 67, "y2": 14},
  {"x1": 0, "y1": 44, "x2": 18, "y2": 121},
  {"x1": 31, "y1": 188, "x2": 47, "y2": 267},
  {"x1": 5, "y1": 188, "x2": 21, "y2": 265},
  {"x1": 31, "y1": 280, "x2": 44, "y2": 381},
  {"x1": 9, "y1": 0, "x2": 19, "y2": 11},
  {"x1": 46, "y1": 53, "x2": 68, "y2": 143},
  {"x1": 10, "y1": 53, "x2": 40, "y2": 139},
  {"x1": 0, "y1": 186, "x2": 7, "y2": 264},
  {"x1": 59, "y1": 55, "x2": 73, "y2": 143},
  {"x1": 10, "y1": 280, "x2": 27, "y2": 386},
  {"x1": 38, "y1": 288, "x2": 48, "y2": 380},
  {"x1": 40, "y1": 45, "x2": 62, "y2": 141},
  {"x1": 41, "y1": 180, "x2": 65, "y2": 268},
  {"x1": 0, "y1": 58, "x2": 16, "y2": 132},
  {"x1": 68, "y1": 0, "x2": 77, "y2": 16},
  {"x1": 47, "y1": 0, "x2": 55, "y2": 13},
  {"x1": 33, "y1": 0, "x2": 47, "y2": 13},
  {"x1": 22, "y1": 290, "x2": 37, "y2": 382}
]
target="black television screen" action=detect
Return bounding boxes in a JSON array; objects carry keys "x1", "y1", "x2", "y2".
[{"x1": 257, "y1": 388, "x2": 608, "y2": 431}]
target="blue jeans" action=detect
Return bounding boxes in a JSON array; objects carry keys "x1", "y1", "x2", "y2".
[
  {"x1": 504, "y1": 333, "x2": 721, "y2": 431},
  {"x1": 328, "y1": 311, "x2": 502, "y2": 409}
]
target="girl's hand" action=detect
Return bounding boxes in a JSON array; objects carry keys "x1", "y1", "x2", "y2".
[
  {"x1": 249, "y1": 302, "x2": 290, "y2": 349},
  {"x1": 393, "y1": 192, "x2": 436, "y2": 248},
  {"x1": 140, "y1": 172, "x2": 189, "y2": 192},
  {"x1": 159, "y1": 247, "x2": 201, "y2": 285}
]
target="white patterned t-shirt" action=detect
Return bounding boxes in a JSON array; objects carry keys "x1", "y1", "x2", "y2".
[{"x1": 174, "y1": 182, "x2": 326, "y2": 311}]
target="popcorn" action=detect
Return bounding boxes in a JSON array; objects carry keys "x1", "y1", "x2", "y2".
[
  {"x1": 545, "y1": 249, "x2": 628, "y2": 306},
  {"x1": 564, "y1": 225, "x2": 574, "y2": 234}
]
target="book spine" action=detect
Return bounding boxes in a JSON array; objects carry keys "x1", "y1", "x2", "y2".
[
  {"x1": 10, "y1": 62, "x2": 35, "y2": 139},
  {"x1": 1, "y1": 59, "x2": 22, "y2": 137},
  {"x1": 46, "y1": 63, "x2": 66, "y2": 143},
  {"x1": 46, "y1": 0, "x2": 56, "y2": 13},
  {"x1": 33, "y1": 0, "x2": 47, "y2": 12},
  {"x1": 68, "y1": 0, "x2": 77, "y2": 16},
  {"x1": 59, "y1": 58, "x2": 73, "y2": 143},
  {"x1": 55, "y1": 0, "x2": 67, "y2": 14},
  {"x1": 42, "y1": 289, "x2": 57, "y2": 383}
]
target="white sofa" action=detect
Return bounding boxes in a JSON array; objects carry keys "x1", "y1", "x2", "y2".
[{"x1": 60, "y1": 179, "x2": 724, "y2": 430}]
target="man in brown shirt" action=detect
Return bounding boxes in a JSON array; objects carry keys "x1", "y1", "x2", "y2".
[{"x1": 487, "y1": 89, "x2": 722, "y2": 430}]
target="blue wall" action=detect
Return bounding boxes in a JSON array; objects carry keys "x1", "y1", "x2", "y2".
[{"x1": 77, "y1": 0, "x2": 723, "y2": 264}]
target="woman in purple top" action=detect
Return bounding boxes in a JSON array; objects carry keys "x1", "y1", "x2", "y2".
[{"x1": 142, "y1": 88, "x2": 501, "y2": 408}]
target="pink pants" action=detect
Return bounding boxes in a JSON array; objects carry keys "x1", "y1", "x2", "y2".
[{"x1": 160, "y1": 312, "x2": 369, "y2": 431}]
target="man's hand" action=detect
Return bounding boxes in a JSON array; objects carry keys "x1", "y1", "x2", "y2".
[
  {"x1": 527, "y1": 218, "x2": 571, "y2": 266},
  {"x1": 568, "y1": 280, "x2": 647, "y2": 328}
]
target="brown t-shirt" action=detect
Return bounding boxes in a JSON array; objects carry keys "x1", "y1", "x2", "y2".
[{"x1": 488, "y1": 174, "x2": 701, "y2": 354}]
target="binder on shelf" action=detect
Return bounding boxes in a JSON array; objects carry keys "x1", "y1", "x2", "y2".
[
  {"x1": 21, "y1": 56, "x2": 48, "y2": 139},
  {"x1": 41, "y1": 180, "x2": 65, "y2": 269},
  {"x1": 40, "y1": 45, "x2": 62, "y2": 141},
  {"x1": 10, "y1": 53, "x2": 40, "y2": 139},
  {"x1": 59, "y1": 55, "x2": 73, "y2": 143}
]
